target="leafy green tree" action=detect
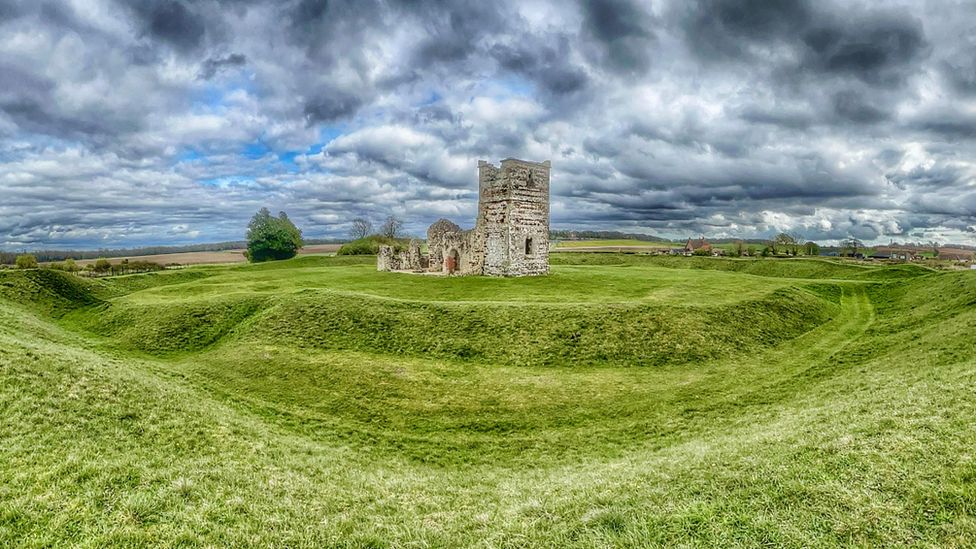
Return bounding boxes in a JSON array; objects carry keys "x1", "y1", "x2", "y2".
[
  {"x1": 15, "y1": 254, "x2": 37, "y2": 269},
  {"x1": 246, "y1": 208, "x2": 304, "y2": 262},
  {"x1": 93, "y1": 258, "x2": 112, "y2": 275},
  {"x1": 803, "y1": 241, "x2": 820, "y2": 256}
]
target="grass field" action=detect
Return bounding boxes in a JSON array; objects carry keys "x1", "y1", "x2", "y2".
[
  {"x1": 69, "y1": 244, "x2": 342, "y2": 267},
  {"x1": 555, "y1": 239, "x2": 669, "y2": 248},
  {"x1": 552, "y1": 239, "x2": 764, "y2": 254},
  {"x1": 2, "y1": 254, "x2": 975, "y2": 546}
]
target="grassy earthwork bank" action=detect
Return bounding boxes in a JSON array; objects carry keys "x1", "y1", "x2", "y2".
[{"x1": 2, "y1": 253, "x2": 976, "y2": 546}]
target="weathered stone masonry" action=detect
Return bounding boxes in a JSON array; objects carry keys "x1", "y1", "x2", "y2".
[{"x1": 378, "y1": 158, "x2": 550, "y2": 277}]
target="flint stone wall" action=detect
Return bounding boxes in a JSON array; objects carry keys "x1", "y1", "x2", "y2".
[{"x1": 377, "y1": 245, "x2": 396, "y2": 271}]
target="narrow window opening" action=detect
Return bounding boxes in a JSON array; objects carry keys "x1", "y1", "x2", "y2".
[{"x1": 525, "y1": 237, "x2": 533, "y2": 255}]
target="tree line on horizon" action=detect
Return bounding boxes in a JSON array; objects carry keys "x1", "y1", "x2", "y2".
[
  {"x1": 4, "y1": 209, "x2": 971, "y2": 267},
  {"x1": 3, "y1": 255, "x2": 167, "y2": 276},
  {"x1": 0, "y1": 241, "x2": 249, "y2": 265}
]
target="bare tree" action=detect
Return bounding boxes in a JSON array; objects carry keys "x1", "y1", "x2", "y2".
[
  {"x1": 380, "y1": 215, "x2": 403, "y2": 239},
  {"x1": 774, "y1": 232, "x2": 799, "y2": 255},
  {"x1": 349, "y1": 217, "x2": 373, "y2": 240},
  {"x1": 841, "y1": 237, "x2": 864, "y2": 257}
]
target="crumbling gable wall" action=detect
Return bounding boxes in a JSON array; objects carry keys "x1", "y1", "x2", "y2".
[
  {"x1": 426, "y1": 219, "x2": 460, "y2": 272},
  {"x1": 405, "y1": 239, "x2": 423, "y2": 270},
  {"x1": 377, "y1": 245, "x2": 396, "y2": 271}
]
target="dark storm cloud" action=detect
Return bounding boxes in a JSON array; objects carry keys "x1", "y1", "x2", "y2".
[
  {"x1": 490, "y1": 37, "x2": 589, "y2": 96},
  {"x1": 831, "y1": 90, "x2": 890, "y2": 124},
  {"x1": 0, "y1": 59, "x2": 142, "y2": 145},
  {"x1": 286, "y1": 0, "x2": 380, "y2": 60},
  {"x1": 685, "y1": 0, "x2": 928, "y2": 86},
  {"x1": 412, "y1": 12, "x2": 483, "y2": 64},
  {"x1": 1, "y1": 0, "x2": 976, "y2": 249},
  {"x1": 2, "y1": 98, "x2": 113, "y2": 139},
  {"x1": 581, "y1": 0, "x2": 656, "y2": 75},
  {"x1": 738, "y1": 105, "x2": 813, "y2": 130},
  {"x1": 909, "y1": 109, "x2": 976, "y2": 140},
  {"x1": 127, "y1": 0, "x2": 207, "y2": 52},
  {"x1": 199, "y1": 53, "x2": 247, "y2": 79},
  {"x1": 0, "y1": 62, "x2": 52, "y2": 97},
  {"x1": 303, "y1": 90, "x2": 365, "y2": 124},
  {"x1": 0, "y1": 0, "x2": 29, "y2": 21},
  {"x1": 799, "y1": 11, "x2": 927, "y2": 86},
  {"x1": 943, "y1": 60, "x2": 976, "y2": 95},
  {"x1": 683, "y1": 0, "x2": 811, "y2": 60}
]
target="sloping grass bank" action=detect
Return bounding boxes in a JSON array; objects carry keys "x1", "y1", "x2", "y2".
[
  {"x1": 43, "y1": 263, "x2": 841, "y2": 367},
  {"x1": 240, "y1": 286, "x2": 835, "y2": 367}
]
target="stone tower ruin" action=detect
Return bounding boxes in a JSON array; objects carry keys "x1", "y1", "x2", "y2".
[
  {"x1": 377, "y1": 158, "x2": 551, "y2": 277},
  {"x1": 475, "y1": 158, "x2": 551, "y2": 276}
]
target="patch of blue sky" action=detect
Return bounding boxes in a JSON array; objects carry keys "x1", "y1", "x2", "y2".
[
  {"x1": 271, "y1": 124, "x2": 347, "y2": 170},
  {"x1": 175, "y1": 148, "x2": 203, "y2": 162},
  {"x1": 198, "y1": 175, "x2": 256, "y2": 188},
  {"x1": 317, "y1": 124, "x2": 345, "y2": 146},
  {"x1": 277, "y1": 151, "x2": 301, "y2": 171},
  {"x1": 421, "y1": 90, "x2": 442, "y2": 105},
  {"x1": 493, "y1": 76, "x2": 534, "y2": 98},
  {"x1": 191, "y1": 73, "x2": 256, "y2": 112},
  {"x1": 243, "y1": 141, "x2": 272, "y2": 159},
  {"x1": 190, "y1": 85, "x2": 227, "y2": 110}
]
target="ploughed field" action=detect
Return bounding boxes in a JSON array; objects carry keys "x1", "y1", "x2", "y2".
[{"x1": 2, "y1": 254, "x2": 975, "y2": 546}]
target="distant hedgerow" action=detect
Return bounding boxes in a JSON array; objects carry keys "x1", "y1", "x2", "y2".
[{"x1": 337, "y1": 235, "x2": 405, "y2": 255}]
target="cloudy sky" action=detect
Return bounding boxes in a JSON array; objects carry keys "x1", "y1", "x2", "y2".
[{"x1": 1, "y1": 0, "x2": 975, "y2": 250}]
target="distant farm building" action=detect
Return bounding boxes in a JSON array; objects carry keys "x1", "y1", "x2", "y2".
[
  {"x1": 684, "y1": 237, "x2": 712, "y2": 255},
  {"x1": 938, "y1": 249, "x2": 974, "y2": 263},
  {"x1": 378, "y1": 158, "x2": 551, "y2": 277},
  {"x1": 872, "y1": 246, "x2": 922, "y2": 261}
]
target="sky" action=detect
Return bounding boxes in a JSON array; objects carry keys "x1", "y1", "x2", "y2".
[{"x1": 1, "y1": 0, "x2": 976, "y2": 250}]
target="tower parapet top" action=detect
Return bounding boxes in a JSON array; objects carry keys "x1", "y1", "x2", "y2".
[{"x1": 500, "y1": 158, "x2": 550, "y2": 168}]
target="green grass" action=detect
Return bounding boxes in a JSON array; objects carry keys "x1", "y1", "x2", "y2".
[
  {"x1": 555, "y1": 239, "x2": 668, "y2": 248},
  {"x1": 1, "y1": 255, "x2": 975, "y2": 546}
]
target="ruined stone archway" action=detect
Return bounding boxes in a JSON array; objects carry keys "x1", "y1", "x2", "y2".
[{"x1": 445, "y1": 248, "x2": 460, "y2": 274}]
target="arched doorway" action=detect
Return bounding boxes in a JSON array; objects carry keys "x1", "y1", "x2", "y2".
[{"x1": 445, "y1": 249, "x2": 459, "y2": 274}]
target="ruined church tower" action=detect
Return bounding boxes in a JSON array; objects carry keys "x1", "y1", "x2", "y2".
[
  {"x1": 476, "y1": 158, "x2": 550, "y2": 276},
  {"x1": 377, "y1": 157, "x2": 550, "y2": 276}
]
